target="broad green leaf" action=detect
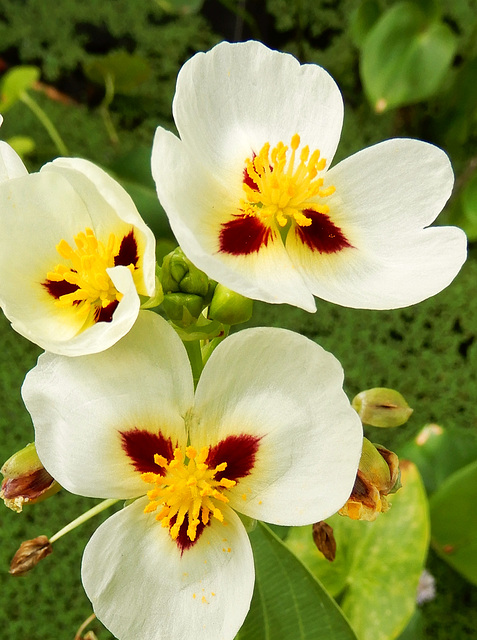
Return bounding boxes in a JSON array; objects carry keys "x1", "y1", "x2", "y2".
[
  {"x1": 237, "y1": 522, "x2": 357, "y2": 640},
  {"x1": 399, "y1": 424, "x2": 477, "y2": 494},
  {"x1": 460, "y1": 169, "x2": 477, "y2": 240},
  {"x1": 84, "y1": 51, "x2": 151, "y2": 95},
  {"x1": 287, "y1": 462, "x2": 429, "y2": 640},
  {"x1": 108, "y1": 146, "x2": 174, "y2": 241},
  {"x1": 349, "y1": 0, "x2": 382, "y2": 49},
  {"x1": 0, "y1": 66, "x2": 40, "y2": 112},
  {"x1": 430, "y1": 460, "x2": 477, "y2": 585},
  {"x1": 361, "y1": 2, "x2": 457, "y2": 112}
]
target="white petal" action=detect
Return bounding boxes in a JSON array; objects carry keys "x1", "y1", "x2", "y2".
[
  {"x1": 43, "y1": 158, "x2": 156, "y2": 295},
  {"x1": 173, "y1": 41, "x2": 343, "y2": 173},
  {"x1": 193, "y1": 327, "x2": 363, "y2": 524},
  {"x1": 0, "y1": 170, "x2": 94, "y2": 345},
  {"x1": 22, "y1": 311, "x2": 193, "y2": 498},
  {"x1": 287, "y1": 138, "x2": 467, "y2": 309},
  {"x1": 152, "y1": 127, "x2": 315, "y2": 311},
  {"x1": 0, "y1": 141, "x2": 28, "y2": 182},
  {"x1": 82, "y1": 499, "x2": 254, "y2": 640}
]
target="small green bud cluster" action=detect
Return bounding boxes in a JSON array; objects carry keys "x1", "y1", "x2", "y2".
[{"x1": 159, "y1": 247, "x2": 253, "y2": 328}]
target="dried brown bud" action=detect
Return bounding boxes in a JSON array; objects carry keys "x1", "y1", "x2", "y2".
[
  {"x1": 312, "y1": 521, "x2": 336, "y2": 562},
  {"x1": 9, "y1": 535, "x2": 52, "y2": 576},
  {"x1": 339, "y1": 438, "x2": 401, "y2": 521},
  {"x1": 1, "y1": 442, "x2": 61, "y2": 512}
]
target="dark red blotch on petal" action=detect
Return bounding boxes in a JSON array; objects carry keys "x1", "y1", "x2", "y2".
[
  {"x1": 174, "y1": 517, "x2": 207, "y2": 554},
  {"x1": 115, "y1": 229, "x2": 139, "y2": 268},
  {"x1": 94, "y1": 299, "x2": 119, "y2": 323},
  {"x1": 296, "y1": 210, "x2": 352, "y2": 254},
  {"x1": 42, "y1": 279, "x2": 80, "y2": 299},
  {"x1": 119, "y1": 428, "x2": 175, "y2": 474},
  {"x1": 219, "y1": 216, "x2": 272, "y2": 256},
  {"x1": 207, "y1": 434, "x2": 261, "y2": 482}
]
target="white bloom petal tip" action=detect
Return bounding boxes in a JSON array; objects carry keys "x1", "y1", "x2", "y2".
[
  {"x1": 0, "y1": 158, "x2": 156, "y2": 355},
  {"x1": 152, "y1": 41, "x2": 466, "y2": 311}
]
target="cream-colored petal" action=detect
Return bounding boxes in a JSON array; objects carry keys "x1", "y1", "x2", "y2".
[
  {"x1": 42, "y1": 158, "x2": 156, "y2": 296},
  {"x1": 0, "y1": 141, "x2": 28, "y2": 182},
  {"x1": 82, "y1": 499, "x2": 254, "y2": 640},
  {"x1": 153, "y1": 127, "x2": 315, "y2": 311},
  {"x1": 287, "y1": 138, "x2": 467, "y2": 309},
  {"x1": 173, "y1": 41, "x2": 343, "y2": 175},
  {"x1": 22, "y1": 311, "x2": 193, "y2": 498},
  {"x1": 193, "y1": 327, "x2": 362, "y2": 525}
]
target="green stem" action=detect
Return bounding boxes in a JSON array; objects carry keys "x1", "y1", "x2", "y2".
[
  {"x1": 49, "y1": 498, "x2": 119, "y2": 544},
  {"x1": 201, "y1": 325, "x2": 230, "y2": 366},
  {"x1": 99, "y1": 72, "x2": 119, "y2": 145},
  {"x1": 20, "y1": 91, "x2": 69, "y2": 156},
  {"x1": 183, "y1": 339, "x2": 204, "y2": 389}
]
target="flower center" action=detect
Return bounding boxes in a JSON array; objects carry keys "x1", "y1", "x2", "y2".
[
  {"x1": 241, "y1": 133, "x2": 336, "y2": 229},
  {"x1": 141, "y1": 446, "x2": 236, "y2": 542},
  {"x1": 43, "y1": 228, "x2": 135, "y2": 326}
]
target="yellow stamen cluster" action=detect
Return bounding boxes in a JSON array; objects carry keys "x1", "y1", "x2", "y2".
[
  {"x1": 241, "y1": 133, "x2": 335, "y2": 228},
  {"x1": 141, "y1": 446, "x2": 236, "y2": 542},
  {"x1": 46, "y1": 228, "x2": 130, "y2": 323}
]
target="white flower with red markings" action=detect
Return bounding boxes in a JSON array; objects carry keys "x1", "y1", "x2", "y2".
[
  {"x1": 22, "y1": 311, "x2": 363, "y2": 640},
  {"x1": 152, "y1": 40, "x2": 467, "y2": 312},
  {"x1": 0, "y1": 150, "x2": 156, "y2": 355}
]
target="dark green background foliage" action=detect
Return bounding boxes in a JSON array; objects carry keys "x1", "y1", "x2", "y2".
[{"x1": 1, "y1": 0, "x2": 476, "y2": 638}]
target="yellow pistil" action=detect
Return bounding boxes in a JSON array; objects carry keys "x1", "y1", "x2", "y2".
[
  {"x1": 241, "y1": 133, "x2": 335, "y2": 228},
  {"x1": 45, "y1": 228, "x2": 132, "y2": 326},
  {"x1": 141, "y1": 446, "x2": 237, "y2": 542}
]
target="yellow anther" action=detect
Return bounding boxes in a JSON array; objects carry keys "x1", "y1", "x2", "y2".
[
  {"x1": 240, "y1": 134, "x2": 335, "y2": 232},
  {"x1": 154, "y1": 454, "x2": 168, "y2": 467},
  {"x1": 141, "y1": 445, "x2": 235, "y2": 543}
]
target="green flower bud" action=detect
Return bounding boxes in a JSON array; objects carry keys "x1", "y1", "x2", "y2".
[
  {"x1": 339, "y1": 438, "x2": 400, "y2": 521},
  {"x1": 208, "y1": 284, "x2": 253, "y2": 325},
  {"x1": 1, "y1": 443, "x2": 61, "y2": 512},
  {"x1": 162, "y1": 292, "x2": 204, "y2": 327},
  {"x1": 352, "y1": 387, "x2": 413, "y2": 427},
  {"x1": 161, "y1": 247, "x2": 209, "y2": 297}
]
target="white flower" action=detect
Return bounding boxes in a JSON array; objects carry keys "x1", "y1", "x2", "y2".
[
  {"x1": 152, "y1": 40, "x2": 467, "y2": 312},
  {"x1": 22, "y1": 311, "x2": 362, "y2": 640},
  {"x1": 0, "y1": 145, "x2": 156, "y2": 355}
]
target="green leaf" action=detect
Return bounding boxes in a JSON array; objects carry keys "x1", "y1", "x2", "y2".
[
  {"x1": 399, "y1": 424, "x2": 477, "y2": 495},
  {"x1": 430, "y1": 460, "x2": 477, "y2": 585},
  {"x1": 287, "y1": 462, "x2": 429, "y2": 640},
  {"x1": 237, "y1": 522, "x2": 357, "y2": 640},
  {"x1": 360, "y1": 2, "x2": 457, "y2": 112},
  {"x1": 349, "y1": 0, "x2": 382, "y2": 49},
  {"x1": 0, "y1": 66, "x2": 40, "y2": 112},
  {"x1": 84, "y1": 51, "x2": 151, "y2": 95}
]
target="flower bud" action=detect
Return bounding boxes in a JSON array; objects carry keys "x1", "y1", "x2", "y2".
[
  {"x1": 1, "y1": 442, "x2": 61, "y2": 512},
  {"x1": 9, "y1": 535, "x2": 52, "y2": 576},
  {"x1": 352, "y1": 387, "x2": 413, "y2": 427},
  {"x1": 160, "y1": 247, "x2": 209, "y2": 297},
  {"x1": 162, "y1": 292, "x2": 205, "y2": 327},
  {"x1": 208, "y1": 284, "x2": 253, "y2": 325},
  {"x1": 339, "y1": 438, "x2": 401, "y2": 521},
  {"x1": 312, "y1": 521, "x2": 336, "y2": 562}
]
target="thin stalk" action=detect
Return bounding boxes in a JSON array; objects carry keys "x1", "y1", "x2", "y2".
[
  {"x1": 49, "y1": 498, "x2": 119, "y2": 544},
  {"x1": 99, "y1": 72, "x2": 119, "y2": 145},
  {"x1": 20, "y1": 91, "x2": 69, "y2": 156}
]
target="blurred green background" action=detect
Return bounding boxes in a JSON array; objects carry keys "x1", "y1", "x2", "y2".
[{"x1": 1, "y1": 0, "x2": 476, "y2": 638}]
